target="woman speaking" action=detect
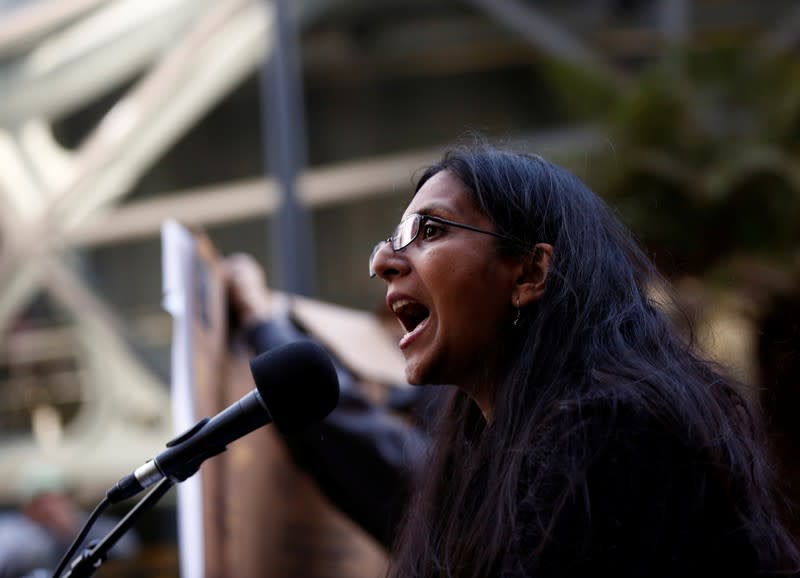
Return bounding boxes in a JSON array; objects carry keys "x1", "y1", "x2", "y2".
[{"x1": 369, "y1": 143, "x2": 799, "y2": 577}]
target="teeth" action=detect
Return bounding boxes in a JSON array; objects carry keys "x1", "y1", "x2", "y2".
[
  {"x1": 392, "y1": 298, "x2": 415, "y2": 313},
  {"x1": 391, "y1": 298, "x2": 430, "y2": 335}
]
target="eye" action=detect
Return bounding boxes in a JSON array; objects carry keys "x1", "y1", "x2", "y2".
[{"x1": 421, "y1": 222, "x2": 444, "y2": 240}]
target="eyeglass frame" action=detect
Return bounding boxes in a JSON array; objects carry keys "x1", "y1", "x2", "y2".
[{"x1": 369, "y1": 213, "x2": 524, "y2": 277}]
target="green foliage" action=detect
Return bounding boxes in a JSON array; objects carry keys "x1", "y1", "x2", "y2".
[
  {"x1": 537, "y1": 58, "x2": 621, "y2": 121},
  {"x1": 547, "y1": 41, "x2": 800, "y2": 279}
]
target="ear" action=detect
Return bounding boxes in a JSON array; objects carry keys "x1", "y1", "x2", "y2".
[{"x1": 512, "y1": 243, "x2": 553, "y2": 308}]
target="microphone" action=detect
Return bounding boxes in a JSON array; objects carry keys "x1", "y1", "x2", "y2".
[{"x1": 106, "y1": 341, "x2": 339, "y2": 503}]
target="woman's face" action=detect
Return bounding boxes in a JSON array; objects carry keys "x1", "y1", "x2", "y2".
[{"x1": 371, "y1": 170, "x2": 520, "y2": 398}]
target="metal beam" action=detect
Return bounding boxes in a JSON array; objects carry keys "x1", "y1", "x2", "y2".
[
  {"x1": 261, "y1": 0, "x2": 315, "y2": 296},
  {"x1": 68, "y1": 147, "x2": 439, "y2": 246},
  {"x1": 67, "y1": 126, "x2": 605, "y2": 247},
  {"x1": 659, "y1": 0, "x2": 689, "y2": 45},
  {"x1": 761, "y1": 3, "x2": 800, "y2": 55},
  {"x1": 464, "y1": 0, "x2": 603, "y2": 68},
  {"x1": 0, "y1": 0, "x2": 214, "y2": 125},
  {"x1": 0, "y1": 0, "x2": 106, "y2": 57},
  {"x1": 0, "y1": 0, "x2": 272, "y2": 303}
]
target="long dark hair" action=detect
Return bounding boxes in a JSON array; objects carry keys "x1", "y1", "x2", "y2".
[{"x1": 388, "y1": 143, "x2": 799, "y2": 577}]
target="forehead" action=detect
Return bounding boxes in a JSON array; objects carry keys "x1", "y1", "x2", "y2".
[{"x1": 402, "y1": 170, "x2": 481, "y2": 221}]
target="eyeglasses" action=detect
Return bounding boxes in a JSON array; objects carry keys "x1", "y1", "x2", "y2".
[{"x1": 369, "y1": 213, "x2": 520, "y2": 277}]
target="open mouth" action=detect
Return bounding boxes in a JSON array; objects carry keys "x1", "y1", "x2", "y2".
[{"x1": 392, "y1": 299, "x2": 430, "y2": 334}]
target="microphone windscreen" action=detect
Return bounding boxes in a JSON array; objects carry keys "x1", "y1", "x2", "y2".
[{"x1": 248, "y1": 340, "x2": 340, "y2": 434}]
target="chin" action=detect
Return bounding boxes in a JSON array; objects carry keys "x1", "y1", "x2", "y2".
[
  {"x1": 404, "y1": 366, "x2": 426, "y2": 386},
  {"x1": 404, "y1": 356, "x2": 436, "y2": 386},
  {"x1": 405, "y1": 355, "x2": 455, "y2": 388}
]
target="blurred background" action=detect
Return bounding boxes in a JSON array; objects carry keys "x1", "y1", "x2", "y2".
[{"x1": 1, "y1": 0, "x2": 799, "y2": 575}]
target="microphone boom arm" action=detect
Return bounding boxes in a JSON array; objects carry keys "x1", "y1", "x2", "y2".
[{"x1": 107, "y1": 390, "x2": 271, "y2": 503}]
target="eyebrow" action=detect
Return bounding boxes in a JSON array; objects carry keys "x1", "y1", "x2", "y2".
[{"x1": 412, "y1": 203, "x2": 457, "y2": 219}]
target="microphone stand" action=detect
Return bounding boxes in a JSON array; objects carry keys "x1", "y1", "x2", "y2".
[{"x1": 62, "y1": 478, "x2": 174, "y2": 578}]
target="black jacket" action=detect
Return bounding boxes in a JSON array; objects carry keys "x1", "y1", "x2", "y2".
[{"x1": 246, "y1": 314, "x2": 431, "y2": 548}]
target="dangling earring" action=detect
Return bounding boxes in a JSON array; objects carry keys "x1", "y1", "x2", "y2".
[{"x1": 513, "y1": 297, "x2": 521, "y2": 327}]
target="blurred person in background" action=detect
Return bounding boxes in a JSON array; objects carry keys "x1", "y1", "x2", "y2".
[
  {"x1": 226, "y1": 253, "x2": 435, "y2": 548},
  {"x1": 0, "y1": 463, "x2": 139, "y2": 578}
]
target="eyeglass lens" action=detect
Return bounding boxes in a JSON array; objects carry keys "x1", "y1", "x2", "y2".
[
  {"x1": 368, "y1": 214, "x2": 421, "y2": 277},
  {"x1": 394, "y1": 214, "x2": 420, "y2": 251}
]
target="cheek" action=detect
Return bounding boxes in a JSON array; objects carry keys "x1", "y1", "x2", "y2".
[
  {"x1": 424, "y1": 244, "x2": 513, "y2": 331},
  {"x1": 443, "y1": 270, "x2": 510, "y2": 338}
]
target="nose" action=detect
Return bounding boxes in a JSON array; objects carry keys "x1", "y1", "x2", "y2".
[{"x1": 370, "y1": 241, "x2": 408, "y2": 280}]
